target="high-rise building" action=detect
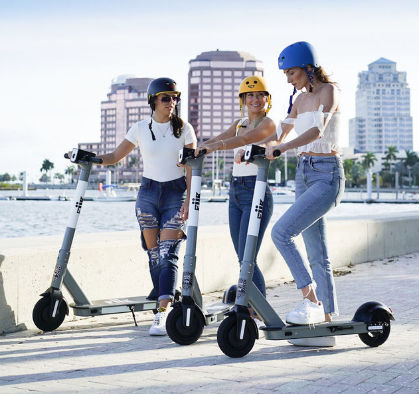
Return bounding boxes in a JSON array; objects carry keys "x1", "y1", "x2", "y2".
[
  {"x1": 188, "y1": 50, "x2": 264, "y2": 180},
  {"x1": 349, "y1": 58, "x2": 413, "y2": 153},
  {"x1": 78, "y1": 75, "x2": 153, "y2": 183}
]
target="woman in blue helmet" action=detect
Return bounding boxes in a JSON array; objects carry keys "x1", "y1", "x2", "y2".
[
  {"x1": 90, "y1": 77, "x2": 197, "y2": 336},
  {"x1": 265, "y1": 41, "x2": 344, "y2": 347}
]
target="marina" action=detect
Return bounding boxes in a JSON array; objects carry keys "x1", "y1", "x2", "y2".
[{"x1": 1, "y1": 188, "x2": 418, "y2": 239}]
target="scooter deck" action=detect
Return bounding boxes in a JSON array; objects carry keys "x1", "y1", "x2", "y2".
[
  {"x1": 70, "y1": 296, "x2": 157, "y2": 316},
  {"x1": 204, "y1": 305, "x2": 231, "y2": 325},
  {"x1": 263, "y1": 320, "x2": 373, "y2": 340}
]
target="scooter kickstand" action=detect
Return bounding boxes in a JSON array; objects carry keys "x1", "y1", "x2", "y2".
[{"x1": 129, "y1": 305, "x2": 138, "y2": 327}]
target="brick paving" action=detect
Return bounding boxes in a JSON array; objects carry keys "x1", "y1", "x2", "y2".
[{"x1": 1, "y1": 254, "x2": 418, "y2": 393}]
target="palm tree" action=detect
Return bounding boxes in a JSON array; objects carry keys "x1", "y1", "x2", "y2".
[
  {"x1": 343, "y1": 159, "x2": 354, "y2": 187},
  {"x1": 40, "y1": 159, "x2": 54, "y2": 185},
  {"x1": 404, "y1": 150, "x2": 418, "y2": 187},
  {"x1": 65, "y1": 165, "x2": 77, "y2": 184},
  {"x1": 384, "y1": 145, "x2": 398, "y2": 172},
  {"x1": 361, "y1": 151, "x2": 377, "y2": 170},
  {"x1": 54, "y1": 173, "x2": 65, "y2": 184},
  {"x1": 350, "y1": 163, "x2": 365, "y2": 187}
]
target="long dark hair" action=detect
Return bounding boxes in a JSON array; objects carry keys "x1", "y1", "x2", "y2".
[{"x1": 170, "y1": 105, "x2": 184, "y2": 138}]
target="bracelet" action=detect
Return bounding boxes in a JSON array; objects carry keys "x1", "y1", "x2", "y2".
[{"x1": 220, "y1": 140, "x2": 226, "y2": 150}]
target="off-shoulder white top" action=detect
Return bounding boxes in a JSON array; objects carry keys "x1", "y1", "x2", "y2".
[{"x1": 278, "y1": 105, "x2": 342, "y2": 155}]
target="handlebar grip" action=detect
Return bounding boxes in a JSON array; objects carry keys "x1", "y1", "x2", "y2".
[
  {"x1": 64, "y1": 153, "x2": 70, "y2": 159},
  {"x1": 91, "y1": 157, "x2": 103, "y2": 164},
  {"x1": 197, "y1": 148, "x2": 207, "y2": 157},
  {"x1": 273, "y1": 150, "x2": 281, "y2": 157}
]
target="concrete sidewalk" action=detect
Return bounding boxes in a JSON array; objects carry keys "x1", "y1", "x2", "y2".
[{"x1": 1, "y1": 254, "x2": 418, "y2": 394}]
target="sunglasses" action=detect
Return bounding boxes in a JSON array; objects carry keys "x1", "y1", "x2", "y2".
[{"x1": 157, "y1": 96, "x2": 181, "y2": 104}]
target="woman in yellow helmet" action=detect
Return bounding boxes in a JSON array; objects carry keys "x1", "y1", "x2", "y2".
[{"x1": 197, "y1": 75, "x2": 276, "y2": 330}]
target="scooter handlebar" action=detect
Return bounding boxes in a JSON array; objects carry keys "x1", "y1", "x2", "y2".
[
  {"x1": 273, "y1": 149, "x2": 281, "y2": 157},
  {"x1": 65, "y1": 149, "x2": 103, "y2": 164}
]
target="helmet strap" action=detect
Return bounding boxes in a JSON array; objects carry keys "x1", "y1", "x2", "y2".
[
  {"x1": 287, "y1": 87, "x2": 297, "y2": 114},
  {"x1": 148, "y1": 111, "x2": 156, "y2": 141},
  {"x1": 266, "y1": 95, "x2": 272, "y2": 115},
  {"x1": 238, "y1": 95, "x2": 245, "y2": 128},
  {"x1": 305, "y1": 67, "x2": 315, "y2": 93}
]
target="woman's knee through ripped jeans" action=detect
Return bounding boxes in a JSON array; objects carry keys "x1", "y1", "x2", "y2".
[{"x1": 136, "y1": 177, "x2": 187, "y2": 302}]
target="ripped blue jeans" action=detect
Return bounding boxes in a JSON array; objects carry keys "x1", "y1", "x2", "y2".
[{"x1": 136, "y1": 176, "x2": 187, "y2": 302}]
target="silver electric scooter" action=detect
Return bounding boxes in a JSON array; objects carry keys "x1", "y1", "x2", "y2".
[
  {"x1": 166, "y1": 147, "x2": 235, "y2": 345},
  {"x1": 32, "y1": 148, "x2": 172, "y2": 331},
  {"x1": 217, "y1": 145, "x2": 394, "y2": 358}
]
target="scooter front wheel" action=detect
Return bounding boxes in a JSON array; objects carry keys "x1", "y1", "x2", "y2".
[
  {"x1": 33, "y1": 295, "x2": 67, "y2": 331},
  {"x1": 217, "y1": 315, "x2": 256, "y2": 358},
  {"x1": 166, "y1": 305, "x2": 205, "y2": 345},
  {"x1": 359, "y1": 309, "x2": 391, "y2": 347}
]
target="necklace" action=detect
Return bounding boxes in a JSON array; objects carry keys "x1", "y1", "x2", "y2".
[{"x1": 153, "y1": 121, "x2": 171, "y2": 138}]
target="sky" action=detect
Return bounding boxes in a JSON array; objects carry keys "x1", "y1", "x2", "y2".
[{"x1": 1, "y1": 0, "x2": 418, "y2": 183}]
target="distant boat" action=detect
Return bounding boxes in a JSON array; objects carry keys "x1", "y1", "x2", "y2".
[{"x1": 92, "y1": 182, "x2": 136, "y2": 202}]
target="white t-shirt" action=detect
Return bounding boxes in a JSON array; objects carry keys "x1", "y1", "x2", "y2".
[{"x1": 125, "y1": 117, "x2": 197, "y2": 182}]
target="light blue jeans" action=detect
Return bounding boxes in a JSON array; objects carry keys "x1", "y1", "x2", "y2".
[{"x1": 271, "y1": 155, "x2": 345, "y2": 314}]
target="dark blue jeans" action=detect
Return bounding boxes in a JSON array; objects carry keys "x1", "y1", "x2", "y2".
[
  {"x1": 136, "y1": 176, "x2": 186, "y2": 302},
  {"x1": 229, "y1": 176, "x2": 273, "y2": 297}
]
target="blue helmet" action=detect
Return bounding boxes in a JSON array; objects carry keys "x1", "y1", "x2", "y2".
[{"x1": 278, "y1": 41, "x2": 320, "y2": 70}]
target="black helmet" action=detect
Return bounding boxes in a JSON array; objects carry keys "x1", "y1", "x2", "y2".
[{"x1": 147, "y1": 77, "x2": 180, "y2": 106}]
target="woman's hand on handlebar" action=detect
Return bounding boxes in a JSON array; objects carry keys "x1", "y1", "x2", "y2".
[
  {"x1": 235, "y1": 149, "x2": 245, "y2": 164},
  {"x1": 195, "y1": 143, "x2": 212, "y2": 156},
  {"x1": 265, "y1": 145, "x2": 283, "y2": 161}
]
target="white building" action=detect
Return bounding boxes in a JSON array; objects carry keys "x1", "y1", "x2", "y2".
[
  {"x1": 349, "y1": 58, "x2": 413, "y2": 153},
  {"x1": 188, "y1": 50, "x2": 264, "y2": 180}
]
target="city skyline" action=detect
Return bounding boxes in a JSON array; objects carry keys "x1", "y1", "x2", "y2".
[{"x1": 1, "y1": 0, "x2": 418, "y2": 182}]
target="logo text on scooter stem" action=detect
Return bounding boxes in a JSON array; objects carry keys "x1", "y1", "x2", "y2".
[
  {"x1": 236, "y1": 278, "x2": 247, "y2": 299},
  {"x1": 75, "y1": 197, "x2": 84, "y2": 214},
  {"x1": 191, "y1": 192, "x2": 200, "y2": 211},
  {"x1": 254, "y1": 199, "x2": 264, "y2": 219},
  {"x1": 182, "y1": 271, "x2": 194, "y2": 290}
]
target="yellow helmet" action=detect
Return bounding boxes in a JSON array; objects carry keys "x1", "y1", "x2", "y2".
[{"x1": 238, "y1": 76, "x2": 272, "y2": 126}]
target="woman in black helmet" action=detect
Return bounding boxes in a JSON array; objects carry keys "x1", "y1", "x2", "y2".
[{"x1": 94, "y1": 77, "x2": 197, "y2": 336}]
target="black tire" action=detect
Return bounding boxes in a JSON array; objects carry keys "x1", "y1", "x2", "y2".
[
  {"x1": 359, "y1": 309, "x2": 391, "y2": 347},
  {"x1": 33, "y1": 296, "x2": 67, "y2": 331},
  {"x1": 217, "y1": 315, "x2": 256, "y2": 358},
  {"x1": 166, "y1": 306, "x2": 205, "y2": 345}
]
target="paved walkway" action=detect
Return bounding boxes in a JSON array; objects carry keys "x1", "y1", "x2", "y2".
[{"x1": 1, "y1": 254, "x2": 419, "y2": 393}]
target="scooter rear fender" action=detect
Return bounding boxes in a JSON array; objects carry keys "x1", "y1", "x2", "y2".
[{"x1": 352, "y1": 301, "x2": 395, "y2": 323}]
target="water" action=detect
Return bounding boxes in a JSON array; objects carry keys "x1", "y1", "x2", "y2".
[{"x1": 0, "y1": 189, "x2": 418, "y2": 239}]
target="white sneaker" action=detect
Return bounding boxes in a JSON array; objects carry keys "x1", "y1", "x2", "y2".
[
  {"x1": 286, "y1": 299, "x2": 325, "y2": 325},
  {"x1": 149, "y1": 311, "x2": 167, "y2": 336},
  {"x1": 253, "y1": 318, "x2": 265, "y2": 339},
  {"x1": 288, "y1": 336, "x2": 336, "y2": 347}
]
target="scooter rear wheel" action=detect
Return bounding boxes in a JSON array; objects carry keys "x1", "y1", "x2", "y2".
[
  {"x1": 217, "y1": 315, "x2": 256, "y2": 358},
  {"x1": 33, "y1": 295, "x2": 67, "y2": 331},
  {"x1": 166, "y1": 305, "x2": 205, "y2": 345},
  {"x1": 359, "y1": 309, "x2": 391, "y2": 347}
]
